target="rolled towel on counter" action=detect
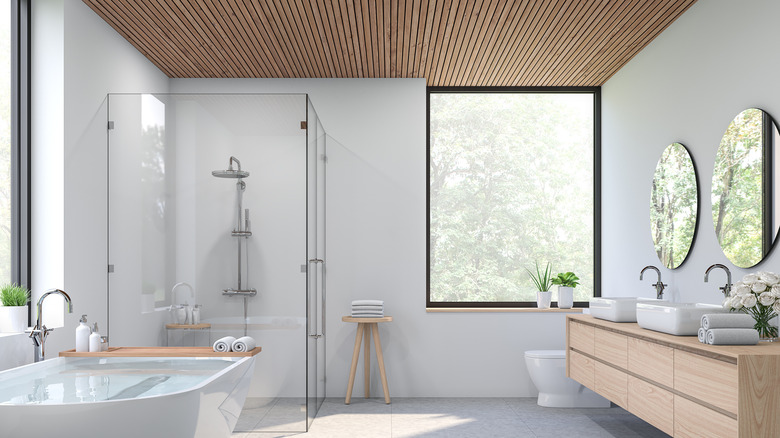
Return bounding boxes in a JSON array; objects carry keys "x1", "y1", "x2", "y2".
[
  {"x1": 698, "y1": 328, "x2": 707, "y2": 344},
  {"x1": 352, "y1": 313, "x2": 384, "y2": 318},
  {"x1": 352, "y1": 300, "x2": 384, "y2": 306},
  {"x1": 701, "y1": 313, "x2": 755, "y2": 330},
  {"x1": 706, "y1": 328, "x2": 759, "y2": 345},
  {"x1": 213, "y1": 336, "x2": 236, "y2": 352},
  {"x1": 232, "y1": 336, "x2": 257, "y2": 353},
  {"x1": 352, "y1": 305, "x2": 384, "y2": 311}
]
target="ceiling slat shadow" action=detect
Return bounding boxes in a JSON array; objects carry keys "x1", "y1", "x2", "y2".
[{"x1": 83, "y1": 0, "x2": 697, "y2": 86}]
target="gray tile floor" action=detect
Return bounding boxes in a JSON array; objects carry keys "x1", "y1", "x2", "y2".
[{"x1": 232, "y1": 397, "x2": 670, "y2": 437}]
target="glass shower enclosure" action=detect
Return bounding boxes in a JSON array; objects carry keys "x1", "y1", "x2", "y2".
[{"x1": 106, "y1": 94, "x2": 326, "y2": 433}]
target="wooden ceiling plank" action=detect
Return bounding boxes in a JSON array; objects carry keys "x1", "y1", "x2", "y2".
[
  {"x1": 587, "y1": 0, "x2": 694, "y2": 85},
  {"x1": 411, "y1": 0, "x2": 429, "y2": 78},
  {"x1": 438, "y1": 0, "x2": 470, "y2": 86},
  {"x1": 250, "y1": 0, "x2": 302, "y2": 77},
  {"x1": 384, "y1": 0, "x2": 391, "y2": 77},
  {"x1": 469, "y1": 0, "x2": 525, "y2": 86},
  {"x1": 82, "y1": 0, "x2": 181, "y2": 77},
  {"x1": 316, "y1": 0, "x2": 345, "y2": 77},
  {"x1": 451, "y1": 0, "x2": 495, "y2": 85},
  {"x1": 330, "y1": 1, "x2": 354, "y2": 77},
  {"x1": 533, "y1": 0, "x2": 603, "y2": 86},
  {"x1": 395, "y1": 0, "x2": 406, "y2": 77},
  {"x1": 405, "y1": 0, "x2": 422, "y2": 77},
  {"x1": 361, "y1": 0, "x2": 376, "y2": 77},
  {"x1": 431, "y1": 0, "x2": 460, "y2": 86},
  {"x1": 498, "y1": 0, "x2": 567, "y2": 87},
  {"x1": 455, "y1": 0, "x2": 499, "y2": 86},
  {"x1": 219, "y1": 0, "x2": 275, "y2": 77},
  {"x1": 422, "y1": 0, "x2": 446, "y2": 84},
  {"x1": 123, "y1": 0, "x2": 208, "y2": 76},
  {"x1": 217, "y1": 0, "x2": 271, "y2": 77},
  {"x1": 389, "y1": 0, "x2": 398, "y2": 76},
  {"x1": 271, "y1": 0, "x2": 320, "y2": 77},
  {"x1": 287, "y1": 0, "x2": 329, "y2": 77},
  {"x1": 298, "y1": 0, "x2": 333, "y2": 77},
  {"x1": 575, "y1": 0, "x2": 668, "y2": 85},
  {"x1": 557, "y1": 0, "x2": 646, "y2": 86},
  {"x1": 416, "y1": 0, "x2": 436, "y2": 82},
  {"x1": 544, "y1": 0, "x2": 630, "y2": 86},
  {"x1": 255, "y1": 0, "x2": 309, "y2": 77},
  {"x1": 513, "y1": 0, "x2": 588, "y2": 86},
  {"x1": 478, "y1": 0, "x2": 538, "y2": 86},
  {"x1": 442, "y1": 0, "x2": 477, "y2": 85},
  {"x1": 482, "y1": 0, "x2": 544, "y2": 86},
  {"x1": 196, "y1": 0, "x2": 258, "y2": 76},
  {"x1": 347, "y1": 0, "x2": 366, "y2": 77}
]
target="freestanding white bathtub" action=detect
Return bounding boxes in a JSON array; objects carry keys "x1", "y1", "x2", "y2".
[{"x1": 0, "y1": 356, "x2": 255, "y2": 438}]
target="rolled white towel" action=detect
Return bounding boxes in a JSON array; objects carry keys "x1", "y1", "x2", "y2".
[
  {"x1": 706, "y1": 328, "x2": 759, "y2": 345},
  {"x1": 213, "y1": 336, "x2": 236, "y2": 352},
  {"x1": 352, "y1": 305, "x2": 384, "y2": 311},
  {"x1": 698, "y1": 328, "x2": 707, "y2": 344},
  {"x1": 232, "y1": 336, "x2": 257, "y2": 353},
  {"x1": 352, "y1": 313, "x2": 385, "y2": 318},
  {"x1": 701, "y1": 313, "x2": 755, "y2": 330},
  {"x1": 352, "y1": 300, "x2": 384, "y2": 306}
]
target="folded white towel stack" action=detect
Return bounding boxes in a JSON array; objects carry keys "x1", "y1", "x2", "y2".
[
  {"x1": 232, "y1": 336, "x2": 257, "y2": 352},
  {"x1": 213, "y1": 336, "x2": 236, "y2": 352},
  {"x1": 352, "y1": 300, "x2": 384, "y2": 318},
  {"x1": 698, "y1": 312, "x2": 760, "y2": 345}
]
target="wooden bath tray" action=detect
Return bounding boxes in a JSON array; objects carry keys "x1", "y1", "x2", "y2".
[{"x1": 59, "y1": 346, "x2": 261, "y2": 357}]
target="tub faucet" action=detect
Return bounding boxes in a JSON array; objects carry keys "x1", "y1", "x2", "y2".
[
  {"x1": 27, "y1": 289, "x2": 73, "y2": 362},
  {"x1": 640, "y1": 266, "x2": 666, "y2": 300},
  {"x1": 704, "y1": 264, "x2": 732, "y2": 298}
]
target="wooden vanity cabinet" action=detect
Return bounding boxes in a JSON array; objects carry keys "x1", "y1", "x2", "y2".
[{"x1": 566, "y1": 315, "x2": 780, "y2": 437}]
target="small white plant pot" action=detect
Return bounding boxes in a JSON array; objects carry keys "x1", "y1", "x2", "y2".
[
  {"x1": 537, "y1": 291, "x2": 553, "y2": 309},
  {"x1": 558, "y1": 286, "x2": 574, "y2": 309},
  {"x1": 0, "y1": 306, "x2": 28, "y2": 333}
]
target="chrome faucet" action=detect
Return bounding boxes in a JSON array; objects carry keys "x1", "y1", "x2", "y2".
[
  {"x1": 27, "y1": 289, "x2": 73, "y2": 362},
  {"x1": 640, "y1": 266, "x2": 666, "y2": 300},
  {"x1": 704, "y1": 264, "x2": 732, "y2": 298}
]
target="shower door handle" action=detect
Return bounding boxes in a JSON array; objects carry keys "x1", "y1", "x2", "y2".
[{"x1": 307, "y1": 259, "x2": 325, "y2": 337}]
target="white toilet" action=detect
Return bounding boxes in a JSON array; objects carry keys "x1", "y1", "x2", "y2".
[{"x1": 524, "y1": 350, "x2": 610, "y2": 408}]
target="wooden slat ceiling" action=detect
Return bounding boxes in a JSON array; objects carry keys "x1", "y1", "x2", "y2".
[{"x1": 83, "y1": 0, "x2": 697, "y2": 86}]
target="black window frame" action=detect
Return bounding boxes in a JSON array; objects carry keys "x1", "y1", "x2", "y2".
[
  {"x1": 11, "y1": 0, "x2": 31, "y2": 321},
  {"x1": 426, "y1": 86, "x2": 601, "y2": 309}
]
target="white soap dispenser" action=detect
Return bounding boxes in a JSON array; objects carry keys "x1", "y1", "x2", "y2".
[
  {"x1": 76, "y1": 315, "x2": 91, "y2": 352},
  {"x1": 89, "y1": 322, "x2": 102, "y2": 353}
]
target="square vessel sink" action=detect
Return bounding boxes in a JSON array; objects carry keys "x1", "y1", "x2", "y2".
[
  {"x1": 636, "y1": 302, "x2": 726, "y2": 336},
  {"x1": 589, "y1": 297, "x2": 654, "y2": 322}
]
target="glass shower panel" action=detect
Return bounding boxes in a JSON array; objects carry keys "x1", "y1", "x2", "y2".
[{"x1": 107, "y1": 94, "x2": 322, "y2": 434}]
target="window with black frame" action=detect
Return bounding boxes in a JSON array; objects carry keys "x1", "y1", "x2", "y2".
[{"x1": 427, "y1": 88, "x2": 599, "y2": 308}]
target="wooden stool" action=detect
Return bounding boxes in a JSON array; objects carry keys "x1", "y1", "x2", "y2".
[{"x1": 342, "y1": 316, "x2": 392, "y2": 404}]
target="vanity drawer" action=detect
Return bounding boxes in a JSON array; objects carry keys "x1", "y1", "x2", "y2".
[
  {"x1": 569, "y1": 321, "x2": 594, "y2": 355},
  {"x1": 595, "y1": 361, "x2": 627, "y2": 408},
  {"x1": 628, "y1": 337, "x2": 673, "y2": 388},
  {"x1": 595, "y1": 328, "x2": 627, "y2": 369},
  {"x1": 674, "y1": 350, "x2": 738, "y2": 415},
  {"x1": 568, "y1": 349, "x2": 595, "y2": 390},
  {"x1": 674, "y1": 395, "x2": 737, "y2": 438},
  {"x1": 628, "y1": 376, "x2": 673, "y2": 436}
]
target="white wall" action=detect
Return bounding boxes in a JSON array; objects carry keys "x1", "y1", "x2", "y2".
[
  {"x1": 601, "y1": 0, "x2": 780, "y2": 303},
  {"x1": 32, "y1": 0, "x2": 169, "y2": 357},
  {"x1": 172, "y1": 79, "x2": 569, "y2": 397}
]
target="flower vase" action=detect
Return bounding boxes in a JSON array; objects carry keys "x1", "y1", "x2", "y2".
[
  {"x1": 752, "y1": 309, "x2": 778, "y2": 342},
  {"x1": 537, "y1": 291, "x2": 552, "y2": 309}
]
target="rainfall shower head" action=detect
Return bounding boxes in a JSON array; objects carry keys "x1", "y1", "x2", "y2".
[{"x1": 212, "y1": 156, "x2": 249, "y2": 178}]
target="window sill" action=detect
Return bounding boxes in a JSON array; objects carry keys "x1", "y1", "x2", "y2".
[{"x1": 426, "y1": 307, "x2": 583, "y2": 313}]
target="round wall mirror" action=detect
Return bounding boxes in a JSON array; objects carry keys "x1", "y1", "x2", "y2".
[
  {"x1": 711, "y1": 108, "x2": 780, "y2": 268},
  {"x1": 651, "y1": 142, "x2": 698, "y2": 269}
]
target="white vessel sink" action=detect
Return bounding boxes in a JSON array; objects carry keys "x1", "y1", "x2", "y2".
[
  {"x1": 589, "y1": 297, "x2": 655, "y2": 322},
  {"x1": 636, "y1": 302, "x2": 726, "y2": 336}
]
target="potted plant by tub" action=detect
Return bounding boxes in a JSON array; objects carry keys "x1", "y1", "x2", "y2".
[
  {"x1": 552, "y1": 272, "x2": 579, "y2": 309},
  {"x1": 0, "y1": 283, "x2": 30, "y2": 333},
  {"x1": 527, "y1": 262, "x2": 554, "y2": 309}
]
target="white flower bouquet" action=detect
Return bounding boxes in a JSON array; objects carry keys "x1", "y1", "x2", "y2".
[{"x1": 723, "y1": 271, "x2": 780, "y2": 340}]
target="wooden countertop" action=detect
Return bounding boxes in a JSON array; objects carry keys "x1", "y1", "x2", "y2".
[
  {"x1": 342, "y1": 316, "x2": 393, "y2": 323},
  {"x1": 568, "y1": 314, "x2": 780, "y2": 361},
  {"x1": 59, "y1": 346, "x2": 262, "y2": 357}
]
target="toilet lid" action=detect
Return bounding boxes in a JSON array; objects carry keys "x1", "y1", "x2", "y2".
[{"x1": 525, "y1": 350, "x2": 566, "y2": 359}]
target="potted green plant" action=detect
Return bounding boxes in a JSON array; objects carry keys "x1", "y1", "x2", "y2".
[
  {"x1": 0, "y1": 283, "x2": 30, "y2": 333},
  {"x1": 527, "y1": 262, "x2": 553, "y2": 309},
  {"x1": 552, "y1": 272, "x2": 579, "y2": 309}
]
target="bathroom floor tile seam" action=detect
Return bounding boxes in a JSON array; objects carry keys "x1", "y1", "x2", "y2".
[{"x1": 232, "y1": 397, "x2": 671, "y2": 438}]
